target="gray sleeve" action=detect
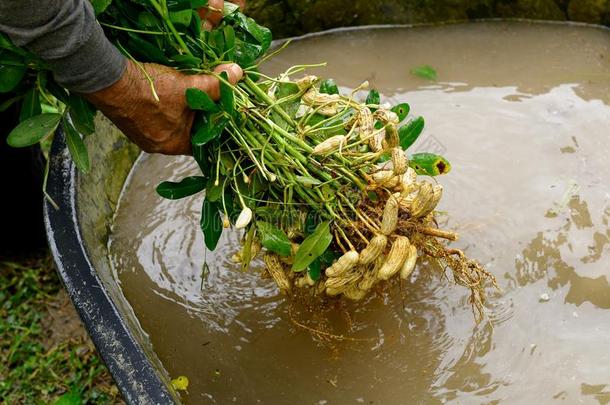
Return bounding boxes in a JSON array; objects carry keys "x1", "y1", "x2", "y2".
[{"x1": 0, "y1": 0, "x2": 127, "y2": 93}]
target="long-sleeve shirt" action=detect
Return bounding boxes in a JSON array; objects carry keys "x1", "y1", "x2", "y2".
[{"x1": 0, "y1": 0, "x2": 126, "y2": 93}]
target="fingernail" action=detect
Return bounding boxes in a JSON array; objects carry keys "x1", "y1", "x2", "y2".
[{"x1": 228, "y1": 64, "x2": 243, "y2": 82}]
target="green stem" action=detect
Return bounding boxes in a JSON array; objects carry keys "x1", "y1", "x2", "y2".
[
  {"x1": 149, "y1": 0, "x2": 192, "y2": 55},
  {"x1": 243, "y1": 76, "x2": 298, "y2": 130}
]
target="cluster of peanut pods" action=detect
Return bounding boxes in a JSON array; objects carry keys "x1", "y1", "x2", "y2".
[
  {"x1": 232, "y1": 75, "x2": 453, "y2": 301},
  {"x1": 258, "y1": 164, "x2": 445, "y2": 301}
]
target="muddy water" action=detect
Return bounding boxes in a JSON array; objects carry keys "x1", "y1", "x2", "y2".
[{"x1": 108, "y1": 22, "x2": 610, "y2": 404}]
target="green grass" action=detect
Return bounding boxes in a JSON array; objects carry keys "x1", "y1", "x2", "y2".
[{"x1": 0, "y1": 254, "x2": 123, "y2": 404}]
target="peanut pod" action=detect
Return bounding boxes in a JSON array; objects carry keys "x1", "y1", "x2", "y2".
[
  {"x1": 400, "y1": 245, "x2": 418, "y2": 280},
  {"x1": 325, "y1": 250, "x2": 360, "y2": 278},
  {"x1": 381, "y1": 195, "x2": 400, "y2": 235},
  {"x1": 359, "y1": 234, "x2": 388, "y2": 265},
  {"x1": 264, "y1": 252, "x2": 292, "y2": 293},
  {"x1": 378, "y1": 236, "x2": 411, "y2": 280}
]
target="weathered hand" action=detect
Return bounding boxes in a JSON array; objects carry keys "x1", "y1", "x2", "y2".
[{"x1": 84, "y1": 60, "x2": 243, "y2": 155}]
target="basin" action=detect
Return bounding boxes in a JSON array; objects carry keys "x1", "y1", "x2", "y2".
[{"x1": 45, "y1": 9, "x2": 610, "y2": 404}]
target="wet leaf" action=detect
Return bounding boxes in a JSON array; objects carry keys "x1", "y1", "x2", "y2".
[
  {"x1": 304, "y1": 211, "x2": 318, "y2": 235},
  {"x1": 186, "y1": 88, "x2": 219, "y2": 112},
  {"x1": 391, "y1": 103, "x2": 410, "y2": 123},
  {"x1": 19, "y1": 88, "x2": 41, "y2": 122},
  {"x1": 0, "y1": 64, "x2": 26, "y2": 93},
  {"x1": 292, "y1": 221, "x2": 332, "y2": 272},
  {"x1": 7, "y1": 113, "x2": 61, "y2": 147},
  {"x1": 410, "y1": 65, "x2": 437, "y2": 81},
  {"x1": 156, "y1": 176, "x2": 206, "y2": 199},
  {"x1": 46, "y1": 79, "x2": 69, "y2": 104},
  {"x1": 90, "y1": 0, "x2": 112, "y2": 14},
  {"x1": 240, "y1": 225, "x2": 255, "y2": 271},
  {"x1": 409, "y1": 153, "x2": 451, "y2": 176},
  {"x1": 171, "y1": 54, "x2": 202, "y2": 67},
  {"x1": 201, "y1": 198, "x2": 223, "y2": 251},
  {"x1": 192, "y1": 116, "x2": 228, "y2": 146},
  {"x1": 320, "y1": 79, "x2": 339, "y2": 95},
  {"x1": 308, "y1": 259, "x2": 321, "y2": 281},
  {"x1": 224, "y1": 25, "x2": 236, "y2": 60},
  {"x1": 0, "y1": 33, "x2": 14, "y2": 50},
  {"x1": 127, "y1": 34, "x2": 169, "y2": 64},
  {"x1": 399, "y1": 116, "x2": 425, "y2": 150},
  {"x1": 205, "y1": 177, "x2": 223, "y2": 202},
  {"x1": 219, "y1": 71, "x2": 234, "y2": 116},
  {"x1": 63, "y1": 117, "x2": 91, "y2": 174},
  {"x1": 68, "y1": 94, "x2": 96, "y2": 135},
  {"x1": 366, "y1": 89, "x2": 380, "y2": 111},
  {"x1": 169, "y1": 9, "x2": 192, "y2": 27},
  {"x1": 257, "y1": 221, "x2": 291, "y2": 257}
]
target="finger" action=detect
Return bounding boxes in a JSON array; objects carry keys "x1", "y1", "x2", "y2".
[
  {"x1": 213, "y1": 63, "x2": 243, "y2": 84},
  {"x1": 189, "y1": 64, "x2": 242, "y2": 101},
  {"x1": 198, "y1": 0, "x2": 224, "y2": 27}
]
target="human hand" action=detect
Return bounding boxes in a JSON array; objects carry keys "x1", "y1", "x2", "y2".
[
  {"x1": 199, "y1": 0, "x2": 246, "y2": 31},
  {"x1": 84, "y1": 60, "x2": 243, "y2": 155}
]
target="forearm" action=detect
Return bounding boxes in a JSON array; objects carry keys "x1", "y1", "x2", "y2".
[{"x1": 0, "y1": 0, "x2": 126, "y2": 93}]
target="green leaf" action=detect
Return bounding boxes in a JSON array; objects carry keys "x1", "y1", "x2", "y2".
[
  {"x1": 320, "y1": 79, "x2": 339, "y2": 95},
  {"x1": 201, "y1": 198, "x2": 223, "y2": 251},
  {"x1": 304, "y1": 211, "x2": 317, "y2": 235},
  {"x1": 257, "y1": 221, "x2": 291, "y2": 257},
  {"x1": 46, "y1": 79, "x2": 69, "y2": 104},
  {"x1": 205, "y1": 177, "x2": 223, "y2": 202},
  {"x1": 391, "y1": 103, "x2": 410, "y2": 123},
  {"x1": 224, "y1": 25, "x2": 236, "y2": 60},
  {"x1": 0, "y1": 64, "x2": 26, "y2": 93},
  {"x1": 156, "y1": 176, "x2": 206, "y2": 200},
  {"x1": 320, "y1": 249, "x2": 340, "y2": 265},
  {"x1": 169, "y1": 9, "x2": 192, "y2": 27},
  {"x1": 68, "y1": 94, "x2": 96, "y2": 135},
  {"x1": 240, "y1": 224, "x2": 255, "y2": 271},
  {"x1": 408, "y1": 153, "x2": 452, "y2": 176},
  {"x1": 171, "y1": 54, "x2": 202, "y2": 67},
  {"x1": 126, "y1": 34, "x2": 169, "y2": 64},
  {"x1": 185, "y1": 88, "x2": 219, "y2": 112},
  {"x1": 63, "y1": 117, "x2": 91, "y2": 174},
  {"x1": 53, "y1": 391, "x2": 82, "y2": 405},
  {"x1": 7, "y1": 113, "x2": 61, "y2": 148},
  {"x1": 0, "y1": 33, "x2": 14, "y2": 50},
  {"x1": 90, "y1": 0, "x2": 112, "y2": 14},
  {"x1": 292, "y1": 221, "x2": 333, "y2": 272},
  {"x1": 191, "y1": 0, "x2": 208, "y2": 7},
  {"x1": 219, "y1": 71, "x2": 234, "y2": 115},
  {"x1": 272, "y1": 81, "x2": 299, "y2": 130},
  {"x1": 366, "y1": 89, "x2": 380, "y2": 111},
  {"x1": 399, "y1": 116, "x2": 425, "y2": 150},
  {"x1": 19, "y1": 88, "x2": 41, "y2": 122},
  {"x1": 192, "y1": 116, "x2": 228, "y2": 147},
  {"x1": 209, "y1": 29, "x2": 225, "y2": 57},
  {"x1": 410, "y1": 65, "x2": 437, "y2": 81},
  {"x1": 190, "y1": 9, "x2": 202, "y2": 38},
  {"x1": 308, "y1": 258, "x2": 322, "y2": 281}
]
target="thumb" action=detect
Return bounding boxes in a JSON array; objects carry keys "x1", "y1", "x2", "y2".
[{"x1": 189, "y1": 63, "x2": 243, "y2": 101}]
